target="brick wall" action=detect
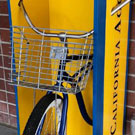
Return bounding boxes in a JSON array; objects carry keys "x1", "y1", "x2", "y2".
[
  {"x1": 0, "y1": 0, "x2": 17, "y2": 127},
  {"x1": 0, "y1": 0, "x2": 135, "y2": 133},
  {"x1": 125, "y1": 1, "x2": 135, "y2": 134}
]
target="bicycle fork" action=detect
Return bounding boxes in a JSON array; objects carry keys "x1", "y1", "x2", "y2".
[{"x1": 56, "y1": 37, "x2": 68, "y2": 135}]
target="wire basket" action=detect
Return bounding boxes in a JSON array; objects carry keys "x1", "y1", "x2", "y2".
[{"x1": 10, "y1": 26, "x2": 93, "y2": 94}]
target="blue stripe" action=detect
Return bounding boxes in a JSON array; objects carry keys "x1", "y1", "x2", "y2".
[
  {"x1": 7, "y1": 1, "x2": 20, "y2": 135},
  {"x1": 59, "y1": 94, "x2": 68, "y2": 135},
  {"x1": 43, "y1": 92, "x2": 68, "y2": 135},
  {"x1": 93, "y1": 0, "x2": 106, "y2": 134},
  {"x1": 123, "y1": 2, "x2": 132, "y2": 135}
]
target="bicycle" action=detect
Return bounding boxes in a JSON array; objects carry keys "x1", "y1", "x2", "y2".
[{"x1": 11, "y1": 0, "x2": 94, "y2": 134}]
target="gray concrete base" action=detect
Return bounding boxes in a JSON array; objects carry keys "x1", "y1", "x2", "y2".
[{"x1": 0, "y1": 124, "x2": 17, "y2": 135}]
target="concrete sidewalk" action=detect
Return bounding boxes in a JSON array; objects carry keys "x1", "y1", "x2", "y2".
[{"x1": 0, "y1": 124, "x2": 17, "y2": 135}]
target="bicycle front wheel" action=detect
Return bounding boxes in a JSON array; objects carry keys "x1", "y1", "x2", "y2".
[{"x1": 23, "y1": 94, "x2": 63, "y2": 135}]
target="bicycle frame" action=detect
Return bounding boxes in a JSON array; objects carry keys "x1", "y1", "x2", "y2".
[
  {"x1": 56, "y1": 37, "x2": 93, "y2": 134},
  {"x1": 41, "y1": 36, "x2": 93, "y2": 135}
]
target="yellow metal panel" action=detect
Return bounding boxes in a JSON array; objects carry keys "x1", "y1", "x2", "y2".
[
  {"x1": 10, "y1": 0, "x2": 94, "y2": 134},
  {"x1": 103, "y1": 0, "x2": 130, "y2": 134}
]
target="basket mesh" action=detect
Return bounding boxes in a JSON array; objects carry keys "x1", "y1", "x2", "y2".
[{"x1": 10, "y1": 26, "x2": 93, "y2": 94}]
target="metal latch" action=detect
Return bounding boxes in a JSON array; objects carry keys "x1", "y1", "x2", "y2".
[{"x1": 50, "y1": 47, "x2": 67, "y2": 60}]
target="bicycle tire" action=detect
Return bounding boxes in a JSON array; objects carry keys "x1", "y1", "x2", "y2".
[{"x1": 23, "y1": 94, "x2": 63, "y2": 135}]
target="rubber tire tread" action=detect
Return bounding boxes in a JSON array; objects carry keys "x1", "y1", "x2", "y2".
[{"x1": 23, "y1": 94, "x2": 62, "y2": 135}]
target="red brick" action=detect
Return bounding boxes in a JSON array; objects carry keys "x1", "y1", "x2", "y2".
[
  {"x1": 0, "y1": 102, "x2": 7, "y2": 112},
  {"x1": 9, "y1": 115, "x2": 17, "y2": 127},
  {"x1": 0, "y1": 112, "x2": 9, "y2": 124},
  {"x1": 0, "y1": 1, "x2": 8, "y2": 14},
  {"x1": 1, "y1": 44, "x2": 11, "y2": 55},
  {"x1": 129, "y1": 41, "x2": 135, "y2": 57},
  {"x1": 125, "y1": 121, "x2": 131, "y2": 135},
  {"x1": 0, "y1": 56, "x2": 3, "y2": 66},
  {"x1": 0, "y1": 68, "x2": 4, "y2": 78},
  {"x1": 126, "y1": 107, "x2": 135, "y2": 121},
  {"x1": 4, "y1": 69, "x2": 11, "y2": 80},
  {"x1": 128, "y1": 59, "x2": 135, "y2": 74},
  {"x1": 0, "y1": 29, "x2": 10, "y2": 42},
  {"x1": 127, "y1": 91, "x2": 135, "y2": 106},
  {"x1": 3, "y1": 56, "x2": 11, "y2": 69},
  {"x1": 0, "y1": 80, "x2": 5, "y2": 90},
  {"x1": 6, "y1": 82, "x2": 15, "y2": 93},
  {"x1": 0, "y1": 91, "x2": 6, "y2": 101},
  {"x1": 8, "y1": 93, "x2": 15, "y2": 104},
  {"x1": 0, "y1": 16, "x2": 9, "y2": 28},
  {"x1": 9, "y1": 105, "x2": 16, "y2": 115},
  {"x1": 127, "y1": 76, "x2": 135, "y2": 90},
  {"x1": 131, "y1": 3, "x2": 135, "y2": 21},
  {"x1": 130, "y1": 22, "x2": 135, "y2": 39}
]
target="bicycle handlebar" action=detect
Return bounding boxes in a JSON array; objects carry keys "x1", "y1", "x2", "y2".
[{"x1": 18, "y1": 0, "x2": 94, "y2": 39}]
